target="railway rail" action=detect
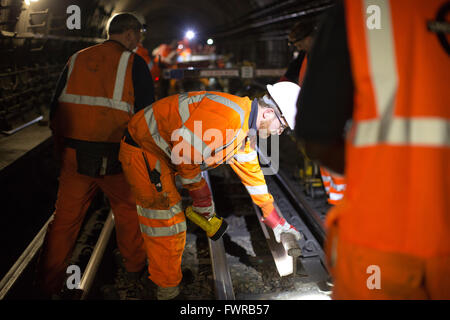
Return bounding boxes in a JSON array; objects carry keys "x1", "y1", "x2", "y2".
[{"x1": 1, "y1": 145, "x2": 332, "y2": 300}]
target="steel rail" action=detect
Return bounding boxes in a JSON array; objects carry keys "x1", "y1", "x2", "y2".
[
  {"x1": 79, "y1": 210, "x2": 115, "y2": 300},
  {"x1": 0, "y1": 214, "x2": 54, "y2": 299},
  {"x1": 256, "y1": 147, "x2": 326, "y2": 247},
  {"x1": 202, "y1": 171, "x2": 235, "y2": 300}
]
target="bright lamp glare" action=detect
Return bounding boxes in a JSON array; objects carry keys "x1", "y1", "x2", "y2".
[
  {"x1": 25, "y1": 0, "x2": 39, "y2": 5},
  {"x1": 207, "y1": 38, "x2": 214, "y2": 45},
  {"x1": 185, "y1": 30, "x2": 195, "y2": 40}
]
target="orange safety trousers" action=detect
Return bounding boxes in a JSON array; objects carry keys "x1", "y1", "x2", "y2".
[
  {"x1": 36, "y1": 147, "x2": 146, "y2": 294},
  {"x1": 325, "y1": 217, "x2": 450, "y2": 300},
  {"x1": 119, "y1": 139, "x2": 186, "y2": 288}
]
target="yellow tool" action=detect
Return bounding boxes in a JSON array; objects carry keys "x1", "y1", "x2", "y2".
[{"x1": 185, "y1": 206, "x2": 228, "y2": 241}]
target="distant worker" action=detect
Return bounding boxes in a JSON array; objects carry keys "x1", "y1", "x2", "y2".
[
  {"x1": 36, "y1": 13, "x2": 155, "y2": 298},
  {"x1": 150, "y1": 40, "x2": 177, "y2": 80},
  {"x1": 133, "y1": 14, "x2": 153, "y2": 71},
  {"x1": 119, "y1": 82, "x2": 302, "y2": 300},
  {"x1": 283, "y1": 18, "x2": 346, "y2": 205},
  {"x1": 296, "y1": 0, "x2": 450, "y2": 299},
  {"x1": 151, "y1": 40, "x2": 178, "y2": 98},
  {"x1": 280, "y1": 19, "x2": 317, "y2": 85}
]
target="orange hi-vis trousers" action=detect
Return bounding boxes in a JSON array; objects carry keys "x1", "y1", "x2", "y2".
[
  {"x1": 119, "y1": 139, "x2": 187, "y2": 288},
  {"x1": 36, "y1": 147, "x2": 146, "y2": 294}
]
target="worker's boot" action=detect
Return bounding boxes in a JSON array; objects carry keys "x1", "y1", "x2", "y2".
[
  {"x1": 156, "y1": 285, "x2": 181, "y2": 300},
  {"x1": 121, "y1": 268, "x2": 155, "y2": 300},
  {"x1": 155, "y1": 269, "x2": 193, "y2": 300}
]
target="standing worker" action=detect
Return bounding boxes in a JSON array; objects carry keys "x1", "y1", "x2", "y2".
[
  {"x1": 132, "y1": 14, "x2": 153, "y2": 71},
  {"x1": 119, "y1": 82, "x2": 302, "y2": 300},
  {"x1": 35, "y1": 13, "x2": 155, "y2": 298},
  {"x1": 282, "y1": 19, "x2": 347, "y2": 205},
  {"x1": 296, "y1": 0, "x2": 449, "y2": 299},
  {"x1": 280, "y1": 19, "x2": 317, "y2": 85}
]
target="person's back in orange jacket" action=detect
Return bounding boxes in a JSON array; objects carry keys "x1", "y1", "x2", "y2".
[
  {"x1": 296, "y1": 0, "x2": 449, "y2": 299},
  {"x1": 35, "y1": 13, "x2": 155, "y2": 297},
  {"x1": 119, "y1": 83, "x2": 302, "y2": 299}
]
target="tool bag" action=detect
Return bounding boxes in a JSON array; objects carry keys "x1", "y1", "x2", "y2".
[{"x1": 65, "y1": 138, "x2": 122, "y2": 177}]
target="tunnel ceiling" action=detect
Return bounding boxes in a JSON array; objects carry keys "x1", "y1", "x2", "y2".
[
  {"x1": 1, "y1": 0, "x2": 332, "y2": 46},
  {"x1": 109, "y1": 0, "x2": 331, "y2": 44}
]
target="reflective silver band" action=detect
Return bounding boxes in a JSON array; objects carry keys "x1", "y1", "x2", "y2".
[
  {"x1": 58, "y1": 94, "x2": 131, "y2": 113},
  {"x1": 354, "y1": 117, "x2": 450, "y2": 147},
  {"x1": 178, "y1": 93, "x2": 205, "y2": 124},
  {"x1": 245, "y1": 184, "x2": 269, "y2": 195},
  {"x1": 137, "y1": 202, "x2": 183, "y2": 220},
  {"x1": 177, "y1": 124, "x2": 212, "y2": 160},
  {"x1": 139, "y1": 221, "x2": 187, "y2": 237},
  {"x1": 364, "y1": 0, "x2": 398, "y2": 142},
  {"x1": 329, "y1": 192, "x2": 344, "y2": 201},
  {"x1": 233, "y1": 150, "x2": 258, "y2": 163},
  {"x1": 144, "y1": 106, "x2": 172, "y2": 158},
  {"x1": 59, "y1": 50, "x2": 133, "y2": 114},
  {"x1": 179, "y1": 172, "x2": 203, "y2": 185},
  {"x1": 113, "y1": 51, "x2": 132, "y2": 101},
  {"x1": 205, "y1": 93, "x2": 245, "y2": 128}
]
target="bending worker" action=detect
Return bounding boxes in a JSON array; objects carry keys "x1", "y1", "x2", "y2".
[
  {"x1": 36, "y1": 13, "x2": 155, "y2": 297},
  {"x1": 296, "y1": 0, "x2": 449, "y2": 299},
  {"x1": 119, "y1": 81, "x2": 302, "y2": 300}
]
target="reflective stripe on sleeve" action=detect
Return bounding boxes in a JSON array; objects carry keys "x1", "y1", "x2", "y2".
[
  {"x1": 245, "y1": 184, "x2": 269, "y2": 195},
  {"x1": 329, "y1": 192, "x2": 344, "y2": 201},
  {"x1": 233, "y1": 150, "x2": 257, "y2": 163},
  {"x1": 179, "y1": 172, "x2": 203, "y2": 185}
]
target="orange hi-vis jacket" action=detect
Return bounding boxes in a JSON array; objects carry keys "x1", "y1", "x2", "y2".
[
  {"x1": 127, "y1": 91, "x2": 275, "y2": 217},
  {"x1": 134, "y1": 43, "x2": 152, "y2": 70},
  {"x1": 55, "y1": 40, "x2": 136, "y2": 143},
  {"x1": 328, "y1": 0, "x2": 450, "y2": 258},
  {"x1": 298, "y1": 55, "x2": 308, "y2": 86}
]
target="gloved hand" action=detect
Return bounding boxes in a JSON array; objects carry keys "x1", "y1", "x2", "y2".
[
  {"x1": 188, "y1": 183, "x2": 215, "y2": 219},
  {"x1": 262, "y1": 208, "x2": 301, "y2": 243}
]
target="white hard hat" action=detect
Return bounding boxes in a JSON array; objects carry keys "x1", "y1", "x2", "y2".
[{"x1": 266, "y1": 81, "x2": 301, "y2": 130}]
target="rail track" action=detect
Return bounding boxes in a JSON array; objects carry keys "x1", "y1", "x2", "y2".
[{"x1": 1, "y1": 144, "x2": 332, "y2": 300}]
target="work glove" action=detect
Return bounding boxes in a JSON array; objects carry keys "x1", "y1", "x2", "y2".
[
  {"x1": 188, "y1": 183, "x2": 215, "y2": 220},
  {"x1": 262, "y1": 208, "x2": 301, "y2": 243}
]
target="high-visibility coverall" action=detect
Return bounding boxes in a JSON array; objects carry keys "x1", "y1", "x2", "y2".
[
  {"x1": 119, "y1": 92, "x2": 275, "y2": 288},
  {"x1": 320, "y1": 167, "x2": 346, "y2": 205},
  {"x1": 37, "y1": 40, "x2": 153, "y2": 294},
  {"x1": 297, "y1": 0, "x2": 450, "y2": 299}
]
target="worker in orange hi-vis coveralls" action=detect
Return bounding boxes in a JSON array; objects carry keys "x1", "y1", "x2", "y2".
[
  {"x1": 36, "y1": 13, "x2": 154, "y2": 298},
  {"x1": 119, "y1": 82, "x2": 302, "y2": 299},
  {"x1": 296, "y1": 0, "x2": 450, "y2": 299}
]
